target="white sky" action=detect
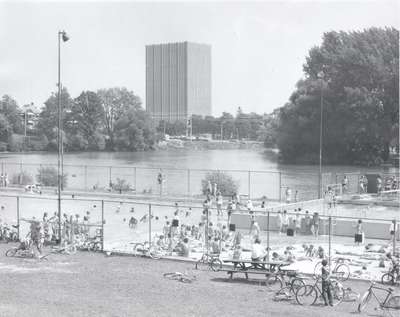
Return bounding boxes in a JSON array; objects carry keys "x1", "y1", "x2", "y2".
[{"x1": 0, "y1": 0, "x2": 399, "y2": 115}]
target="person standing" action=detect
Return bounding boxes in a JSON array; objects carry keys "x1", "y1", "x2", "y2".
[
  {"x1": 206, "y1": 181, "x2": 212, "y2": 196},
  {"x1": 285, "y1": 187, "x2": 292, "y2": 204},
  {"x1": 295, "y1": 210, "x2": 301, "y2": 236},
  {"x1": 212, "y1": 183, "x2": 218, "y2": 198},
  {"x1": 282, "y1": 210, "x2": 289, "y2": 234},
  {"x1": 276, "y1": 211, "x2": 283, "y2": 235},
  {"x1": 216, "y1": 192, "x2": 223, "y2": 216},
  {"x1": 376, "y1": 176, "x2": 382, "y2": 195},
  {"x1": 354, "y1": 219, "x2": 364, "y2": 245},
  {"x1": 312, "y1": 212, "x2": 320, "y2": 238},
  {"x1": 342, "y1": 176, "x2": 348, "y2": 193},
  {"x1": 157, "y1": 169, "x2": 164, "y2": 195},
  {"x1": 321, "y1": 259, "x2": 333, "y2": 306}
]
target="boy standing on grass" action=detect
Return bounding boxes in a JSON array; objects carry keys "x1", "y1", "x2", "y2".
[{"x1": 321, "y1": 259, "x2": 333, "y2": 306}]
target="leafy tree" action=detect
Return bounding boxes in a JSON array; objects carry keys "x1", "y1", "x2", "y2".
[
  {"x1": 0, "y1": 113, "x2": 11, "y2": 142},
  {"x1": 97, "y1": 88, "x2": 142, "y2": 149},
  {"x1": 113, "y1": 107, "x2": 155, "y2": 151},
  {"x1": 157, "y1": 120, "x2": 186, "y2": 136},
  {"x1": 37, "y1": 166, "x2": 67, "y2": 187},
  {"x1": 0, "y1": 95, "x2": 23, "y2": 134},
  {"x1": 277, "y1": 27, "x2": 399, "y2": 165},
  {"x1": 201, "y1": 171, "x2": 239, "y2": 196},
  {"x1": 67, "y1": 91, "x2": 105, "y2": 150},
  {"x1": 36, "y1": 88, "x2": 72, "y2": 150}
]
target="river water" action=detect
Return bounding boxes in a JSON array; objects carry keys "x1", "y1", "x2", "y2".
[{"x1": 0, "y1": 149, "x2": 398, "y2": 201}]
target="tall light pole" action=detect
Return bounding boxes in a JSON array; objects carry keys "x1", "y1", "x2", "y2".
[
  {"x1": 317, "y1": 71, "x2": 324, "y2": 199},
  {"x1": 57, "y1": 30, "x2": 69, "y2": 244}
]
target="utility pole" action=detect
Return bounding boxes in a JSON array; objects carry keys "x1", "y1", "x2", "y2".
[{"x1": 57, "y1": 30, "x2": 69, "y2": 244}]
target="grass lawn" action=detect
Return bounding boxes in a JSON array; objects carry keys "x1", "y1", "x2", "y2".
[{"x1": 1, "y1": 243, "x2": 395, "y2": 317}]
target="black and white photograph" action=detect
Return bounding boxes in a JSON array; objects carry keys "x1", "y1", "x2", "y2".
[{"x1": 0, "y1": 0, "x2": 399, "y2": 316}]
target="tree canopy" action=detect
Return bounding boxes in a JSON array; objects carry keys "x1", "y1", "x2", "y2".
[{"x1": 276, "y1": 27, "x2": 399, "y2": 165}]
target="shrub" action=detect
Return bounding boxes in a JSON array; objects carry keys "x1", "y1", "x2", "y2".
[
  {"x1": 112, "y1": 178, "x2": 132, "y2": 192},
  {"x1": 11, "y1": 171, "x2": 33, "y2": 185},
  {"x1": 201, "y1": 171, "x2": 239, "y2": 196},
  {"x1": 36, "y1": 166, "x2": 67, "y2": 187}
]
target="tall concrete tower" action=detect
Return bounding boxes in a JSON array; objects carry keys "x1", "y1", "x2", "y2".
[{"x1": 146, "y1": 42, "x2": 212, "y2": 122}]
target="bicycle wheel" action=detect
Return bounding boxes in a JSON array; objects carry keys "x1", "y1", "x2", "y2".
[
  {"x1": 265, "y1": 275, "x2": 283, "y2": 293},
  {"x1": 314, "y1": 261, "x2": 323, "y2": 278},
  {"x1": 385, "y1": 295, "x2": 400, "y2": 310},
  {"x1": 273, "y1": 286, "x2": 295, "y2": 301},
  {"x1": 133, "y1": 243, "x2": 144, "y2": 256},
  {"x1": 331, "y1": 281, "x2": 345, "y2": 306},
  {"x1": 334, "y1": 264, "x2": 350, "y2": 282},
  {"x1": 381, "y1": 273, "x2": 395, "y2": 285},
  {"x1": 296, "y1": 285, "x2": 318, "y2": 306},
  {"x1": 358, "y1": 291, "x2": 372, "y2": 312},
  {"x1": 148, "y1": 245, "x2": 162, "y2": 260},
  {"x1": 5, "y1": 248, "x2": 17, "y2": 257},
  {"x1": 290, "y1": 278, "x2": 306, "y2": 292},
  {"x1": 210, "y1": 258, "x2": 222, "y2": 272},
  {"x1": 195, "y1": 257, "x2": 209, "y2": 271}
]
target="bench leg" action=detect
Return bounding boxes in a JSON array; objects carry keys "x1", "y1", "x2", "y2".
[{"x1": 245, "y1": 272, "x2": 248, "y2": 280}]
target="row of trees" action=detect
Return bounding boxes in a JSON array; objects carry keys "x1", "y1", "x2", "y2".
[
  {"x1": 157, "y1": 108, "x2": 278, "y2": 146},
  {"x1": 275, "y1": 27, "x2": 399, "y2": 165},
  {"x1": 0, "y1": 88, "x2": 156, "y2": 152}
]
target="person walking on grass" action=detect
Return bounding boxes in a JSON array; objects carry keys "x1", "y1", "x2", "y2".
[{"x1": 321, "y1": 259, "x2": 333, "y2": 306}]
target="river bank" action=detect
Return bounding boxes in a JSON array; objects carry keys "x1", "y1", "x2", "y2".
[{"x1": 156, "y1": 139, "x2": 265, "y2": 151}]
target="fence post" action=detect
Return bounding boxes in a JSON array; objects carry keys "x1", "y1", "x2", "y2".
[
  {"x1": 108, "y1": 166, "x2": 112, "y2": 188},
  {"x1": 101, "y1": 200, "x2": 104, "y2": 251},
  {"x1": 16, "y1": 196, "x2": 20, "y2": 241},
  {"x1": 148, "y1": 204, "x2": 152, "y2": 245},
  {"x1": 38, "y1": 164, "x2": 43, "y2": 185},
  {"x1": 206, "y1": 204, "x2": 209, "y2": 255},
  {"x1": 267, "y1": 211, "x2": 270, "y2": 262},
  {"x1": 328, "y1": 216, "x2": 332, "y2": 272},
  {"x1": 133, "y1": 167, "x2": 137, "y2": 193},
  {"x1": 393, "y1": 219, "x2": 397, "y2": 256},
  {"x1": 278, "y1": 172, "x2": 282, "y2": 203},
  {"x1": 187, "y1": 169, "x2": 190, "y2": 196},
  {"x1": 248, "y1": 171, "x2": 251, "y2": 199},
  {"x1": 19, "y1": 163, "x2": 23, "y2": 185},
  {"x1": 84, "y1": 166, "x2": 88, "y2": 191}
]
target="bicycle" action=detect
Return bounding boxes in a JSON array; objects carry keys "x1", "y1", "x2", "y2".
[
  {"x1": 266, "y1": 269, "x2": 307, "y2": 295},
  {"x1": 358, "y1": 282, "x2": 400, "y2": 316},
  {"x1": 342, "y1": 287, "x2": 360, "y2": 302},
  {"x1": 50, "y1": 242, "x2": 77, "y2": 255},
  {"x1": 195, "y1": 253, "x2": 222, "y2": 271},
  {"x1": 295, "y1": 277, "x2": 345, "y2": 306},
  {"x1": 131, "y1": 241, "x2": 164, "y2": 259},
  {"x1": 163, "y1": 271, "x2": 197, "y2": 283},
  {"x1": 314, "y1": 257, "x2": 350, "y2": 281},
  {"x1": 381, "y1": 264, "x2": 399, "y2": 286},
  {"x1": 6, "y1": 241, "x2": 48, "y2": 261}
]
